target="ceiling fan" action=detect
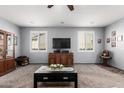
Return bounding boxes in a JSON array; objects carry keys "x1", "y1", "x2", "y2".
[{"x1": 47, "y1": 5, "x2": 74, "y2": 11}]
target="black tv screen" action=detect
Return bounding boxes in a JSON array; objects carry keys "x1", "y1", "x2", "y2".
[{"x1": 53, "y1": 38, "x2": 71, "y2": 49}]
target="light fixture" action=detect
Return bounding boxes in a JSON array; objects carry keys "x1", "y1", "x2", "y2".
[
  {"x1": 90, "y1": 21, "x2": 95, "y2": 24},
  {"x1": 29, "y1": 21, "x2": 34, "y2": 24},
  {"x1": 60, "y1": 22, "x2": 64, "y2": 24}
]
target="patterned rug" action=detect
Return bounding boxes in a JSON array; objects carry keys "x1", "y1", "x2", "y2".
[{"x1": 0, "y1": 64, "x2": 124, "y2": 88}]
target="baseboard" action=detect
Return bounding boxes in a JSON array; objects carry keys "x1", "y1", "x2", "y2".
[{"x1": 29, "y1": 63, "x2": 48, "y2": 65}]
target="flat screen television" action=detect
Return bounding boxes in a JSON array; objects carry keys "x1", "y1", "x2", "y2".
[{"x1": 53, "y1": 38, "x2": 71, "y2": 49}]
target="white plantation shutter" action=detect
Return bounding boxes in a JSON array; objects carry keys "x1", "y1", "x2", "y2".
[
  {"x1": 78, "y1": 31, "x2": 85, "y2": 50},
  {"x1": 31, "y1": 31, "x2": 47, "y2": 52},
  {"x1": 78, "y1": 31, "x2": 94, "y2": 52},
  {"x1": 85, "y1": 32, "x2": 93, "y2": 50},
  {"x1": 39, "y1": 33, "x2": 46, "y2": 50},
  {"x1": 32, "y1": 33, "x2": 39, "y2": 50}
]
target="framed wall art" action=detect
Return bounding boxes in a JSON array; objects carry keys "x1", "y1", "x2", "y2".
[
  {"x1": 111, "y1": 42, "x2": 116, "y2": 47},
  {"x1": 106, "y1": 38, "x2": 110, "y2": 43},
  {"x1": 111, "y1": 31, "x2": 116, "y2": 36},
  {"x1": 111, "y1": 37, "x2": 116, "y2": 42},
  {"x1": 111, "y1": 31, "x2": 116, "y2": 47},
  {"x1": 117, "y1": 35, "x2": 123, "y2": 42},
  {"x1": 98, "y1": 39, "x2": 102, "y2": 44}
]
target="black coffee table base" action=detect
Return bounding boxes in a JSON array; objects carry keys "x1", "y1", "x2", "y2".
[{"x1": 34, "y1": 72, "x2": 78, "y2": 88}]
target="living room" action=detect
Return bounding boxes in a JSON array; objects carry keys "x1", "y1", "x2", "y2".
[{"x1": 1, "y1": 1, "x2": 124, "y2": 92}]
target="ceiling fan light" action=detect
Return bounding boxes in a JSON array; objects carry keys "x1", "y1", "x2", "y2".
[
  {"x1": 67, "y1": 5, "x2": 74, "y2": 11},
  {"x1": 47, "y1": 5, "x2": 74, "y2": 11},
  {"x1": 47, "y1": 5, "x2": 54, "y2": 8}
]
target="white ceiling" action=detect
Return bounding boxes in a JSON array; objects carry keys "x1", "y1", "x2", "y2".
[{"x1": 0, "y1": 5, "x2": 124, "y2": 27}]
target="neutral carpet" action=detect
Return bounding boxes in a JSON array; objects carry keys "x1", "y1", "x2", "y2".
[{"x1": 0, "y1": 64, "x2": 124, "y2": 88}]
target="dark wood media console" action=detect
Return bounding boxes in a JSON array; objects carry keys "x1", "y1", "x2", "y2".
[{"x1": 48, "y1": 53, "x2": 73, "y2": 66}]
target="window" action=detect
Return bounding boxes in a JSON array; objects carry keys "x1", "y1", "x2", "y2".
[
  {"x1": 78, "y1": 31, "x2": 94, "y2": 52},
  {"x1": 30, "y1": 31, "x2": 47, "y2": 52}
]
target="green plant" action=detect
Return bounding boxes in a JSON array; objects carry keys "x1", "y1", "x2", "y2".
[{"x1": 50, "y1": 64, "x2": 64, "y2": 70}]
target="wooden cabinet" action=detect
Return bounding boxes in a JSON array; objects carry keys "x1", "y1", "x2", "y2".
[
  {"x1": 61, "y1": 54, "x2": 68, "y2": 65},
  {"x1": 0, "y1": 59, "x2": 5, "y2": 76},
  {"x1": 49, "y1": 53, "x2": 73, "y2": 67},
  {"x1": 6, "y1": 58, "x2": 15, "y2": 71},
  {"x1": 0, "y1": 30, "x2": 16, "y2": 76},
  {"x1": 49, "y1": 54, "x2": 55, "y2": 64},
  {"x1": 67, "y1": 54, "x2": 73, "y2": 66},
  {"x1": 56, "y1": 54, "x2": 61, "y2": 64}
]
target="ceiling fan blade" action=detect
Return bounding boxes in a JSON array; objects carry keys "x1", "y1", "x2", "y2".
[
  {"x1": 47, "y1": 5, "x2": 54, "y2": 8},
  {"x1": 67, "y1": 5, "x2": 74, "y2": 11}
]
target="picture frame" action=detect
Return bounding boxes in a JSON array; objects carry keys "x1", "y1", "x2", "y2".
[
  {"x1": 106, "y1": 38, "x2": 110, "y2": 43},
  {"x1": 111, "y1": 37, "x2": 116, "y2": 41},
  {"x1": 111, "y1": 42, "x2": 116, "y2": 47},
  {"x1": 111, "y1": 31, "x2": 116, "y2": 48},
  {"x1": 98, "y1": 39, "x2": 101, "y2": 44},
  {"x1": 117, "y1": 35, "x2": 123, "y2": 42},
  {"x1": 111, "y1": 31, "x2": 116, "y2": 36}
]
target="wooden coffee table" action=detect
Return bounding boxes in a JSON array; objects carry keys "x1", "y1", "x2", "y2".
[{"x1": 34, "y1": 66, "x2": 78, "y2": 88}]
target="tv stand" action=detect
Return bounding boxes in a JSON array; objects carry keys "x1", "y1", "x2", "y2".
[
  {"x1": 54, "y1": 49, "x2": 69, "y2": 53},
  {"x1": 54, "y1": 49, "x2": 61, "y2": 53},
  {"x1": 48, "y1": 52, "x2": 73, "y2": 67},
  {"x1": 61, "y1": 50, "x2": 69, "y2": 53}
]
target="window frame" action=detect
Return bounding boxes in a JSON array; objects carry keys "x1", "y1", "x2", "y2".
[
  {"x1": 30, "y1": 31, "x2": 47, "y2": 52},
  {"x1": 77, "y1": 31, "x2": 95, "y2": 52}
]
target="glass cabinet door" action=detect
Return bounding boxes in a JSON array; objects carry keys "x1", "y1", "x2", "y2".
[
  {"x1": 0, "y1": 32, "x2": 5, "y2": 59},
  {"x1": 6, "y1": 34, "x2": 14, "y2": 58}
]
